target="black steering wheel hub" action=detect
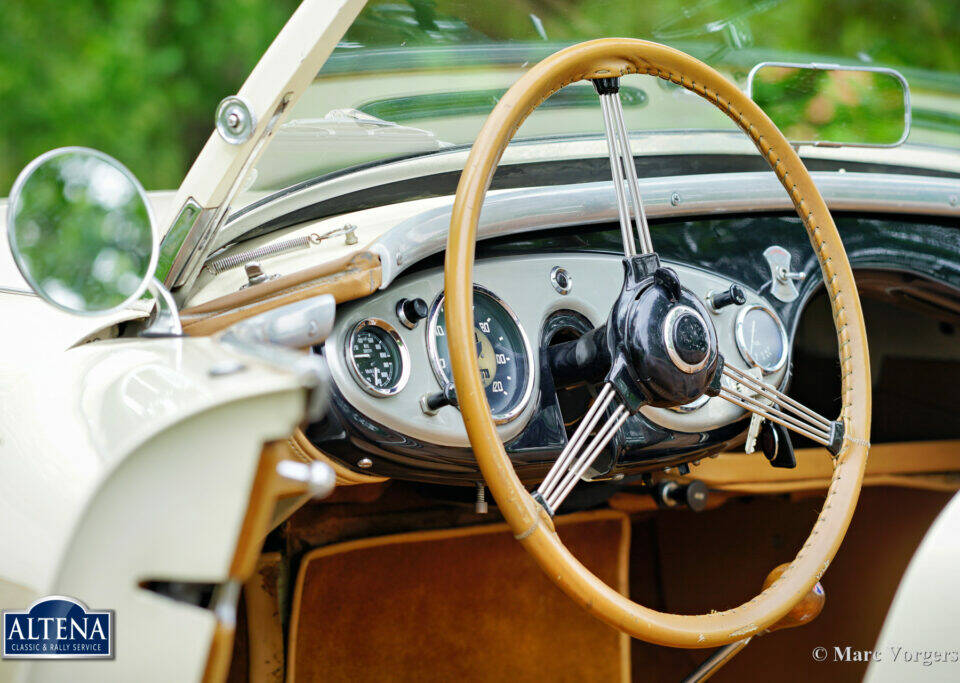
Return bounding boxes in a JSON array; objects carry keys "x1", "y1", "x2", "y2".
[
  {"x1": 604, "y1": 256, "x2": 721, "y2": 410},
  {"x1": 545, "y1": 255, "x2": 724, "y2": 413},
  {"x1": 665, "y1": 306, "x2": 710, "y2": 373}
]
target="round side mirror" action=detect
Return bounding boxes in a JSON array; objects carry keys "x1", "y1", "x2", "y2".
[{"x1": 7, "y1": 147, "x2": 157, "y2": 315}]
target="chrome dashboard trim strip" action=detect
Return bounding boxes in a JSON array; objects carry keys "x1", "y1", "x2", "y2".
[
  {"x1": 373, "y1": 170, "x2": 960, "y2": 287},
  {"x1": 218, "y1": 131, "x2": 960, "y2": 251}
]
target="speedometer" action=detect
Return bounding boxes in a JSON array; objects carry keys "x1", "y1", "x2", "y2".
[
  {"x1": 735, "y1": 303, "x2": 788, "y2": 373},
  {"x1": 427, "y1": 286, "x2": 535, "y2": 424}
]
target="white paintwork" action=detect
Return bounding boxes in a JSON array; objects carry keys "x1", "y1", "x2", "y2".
[
  {"x1": 0, "y1": 3, "x2": 363, "y2": 678},
  {"x1": 0, "y1": 336, "x2": 306, "y2": 682},
  {"x1": 0, "y1": 338, "x2": 303, "y2": 680},
  {"x1": 0, "y1": 0, "x2": 955, "y2": 679},
  {"x1": 865, "y1": 492, "x2": 960, "y2": 682}
]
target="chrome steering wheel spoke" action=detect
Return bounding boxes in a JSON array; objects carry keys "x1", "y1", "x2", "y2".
[
  {"x1": 535, "y1": 383, "x2": 630, "y2": 515},
  {"x1": 718, "y1": 362, "x2": 844, "y2": 454},
  {"x1": 595, "y1": 77, "x2": 654, "y2": 257}
]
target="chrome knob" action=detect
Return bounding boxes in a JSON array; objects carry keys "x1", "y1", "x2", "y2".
[
  {"x1": 707, "y1": 284, "x2": 746, "y2": 312},
  {"x1": 396, "y1": 297, "x2": 428, "y2": 329}
]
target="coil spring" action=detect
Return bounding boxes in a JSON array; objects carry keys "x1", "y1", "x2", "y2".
[{"x1": 204, "y1": 224, "x2": 355, "y2": 275}]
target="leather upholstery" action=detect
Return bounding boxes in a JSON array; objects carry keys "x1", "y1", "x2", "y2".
[{"x1": 444, "y1": 38, "x2": 871, "y2": 647}]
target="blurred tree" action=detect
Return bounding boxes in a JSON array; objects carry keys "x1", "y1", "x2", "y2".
[{"x1": 0, "y1": 0, "x2": 299, "y2": 194}]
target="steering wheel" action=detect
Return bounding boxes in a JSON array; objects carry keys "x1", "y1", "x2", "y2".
[{"x1": 444, "y1": 39, "x2": 871, "y2": 647}]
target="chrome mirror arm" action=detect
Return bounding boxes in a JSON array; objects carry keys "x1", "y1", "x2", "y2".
[{"x1": 140, "y1": 278, "x2": 183, "y2": 337}]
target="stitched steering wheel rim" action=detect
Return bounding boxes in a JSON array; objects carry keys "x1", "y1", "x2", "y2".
[{"x1": 444, "y1": 38, "x2": 871, "y2": 648}]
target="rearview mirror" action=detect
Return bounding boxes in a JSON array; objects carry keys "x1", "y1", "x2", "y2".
[
  {"x1": 7, "y1": 147, "x2": 158, "y2": 315},
  {"x1": 747, "y1": 62, "x2": 910, "y2": 148}
]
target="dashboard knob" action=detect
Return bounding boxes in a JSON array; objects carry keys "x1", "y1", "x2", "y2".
[
  {"x1": 396, "y1": 297, "x2": 428, "y2": 329},
  {"x1": 759, "y1": 420, "x2": 797, "y2": 469},
  {"x1": 708, "y1": 284, "x2": 746, "y2": 311},
  {"x1": 420, "y1": 384, "x2": 458, "y2": 415},
  {"x1": 657, "y1": 479, "x2": 709, "y2": 512}
]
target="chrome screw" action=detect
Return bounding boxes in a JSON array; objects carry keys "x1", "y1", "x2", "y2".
[
  {"x1": 358, "y1": 457, "x2": 373, "y2": 469},
  {"x1": 344, "y1": 224, "x2": 359, "y2": 245},
  {"x1": 475, "y1": 483, "x2": 488, "y2": 514}
]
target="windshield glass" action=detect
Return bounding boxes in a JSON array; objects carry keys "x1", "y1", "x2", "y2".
[{"x1": 237, "y1": 0, "x2": 960, "y2": 206}]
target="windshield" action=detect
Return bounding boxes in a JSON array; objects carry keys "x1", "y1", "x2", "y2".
[{"x1": 237, "y1": 0, "x2": 960, "y2": 205}]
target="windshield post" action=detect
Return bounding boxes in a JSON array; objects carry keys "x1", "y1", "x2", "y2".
[{"x1": 160, "y1": 0, "x2": 367, "y2": 293}]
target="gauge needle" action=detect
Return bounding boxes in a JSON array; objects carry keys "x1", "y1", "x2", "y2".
[{"x1": 355, "y1": 353, "x2": 370, "y2": 358}]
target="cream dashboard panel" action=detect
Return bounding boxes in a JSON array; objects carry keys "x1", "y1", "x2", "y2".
[{"x1": 326, "y1": 253, "x2": 786, "y2": 449}]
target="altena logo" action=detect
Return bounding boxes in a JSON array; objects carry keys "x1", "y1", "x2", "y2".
[{"x1": 2, "y1": 596, "x2": 113, "y2": 659}]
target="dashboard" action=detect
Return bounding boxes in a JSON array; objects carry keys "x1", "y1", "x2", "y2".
[
  {"x1": 269, "y1": 180, "x2": 960, "y2": 486},
  {"x1": 315, "y1": 249, "x2": 790, "y2": 484}
]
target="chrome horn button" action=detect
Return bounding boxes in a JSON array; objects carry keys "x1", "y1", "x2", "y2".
[{"x1": 663, "y1": 305, "x2": 711, "y2": 374}]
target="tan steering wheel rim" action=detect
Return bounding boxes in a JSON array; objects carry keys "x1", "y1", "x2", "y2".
[{"x1": 444, "y1": 38, "x2": 871, "y2": 648}]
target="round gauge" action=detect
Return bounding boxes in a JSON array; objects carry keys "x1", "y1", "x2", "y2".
[
  {"x1": 427, "y1": 286, "x2": 535, "y2": 424},
  {"x1": 345, "y1": 319, "x2": 410, "y2": 397},
  {"x1": 735, "y1": 304, "x2": 788, "y2": 373}
]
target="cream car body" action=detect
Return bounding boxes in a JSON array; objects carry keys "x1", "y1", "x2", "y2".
[
  {"x1": 0, "y1": 1, "x2": 365, "y2": 681},
  {"x1": 0, "y1": 195, "x2": 310, "y2": 682},
  {"x1": 1, "y1": 0, "x2": 958, "y2": 680}
]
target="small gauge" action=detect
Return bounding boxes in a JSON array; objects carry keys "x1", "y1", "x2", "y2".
[
  {"x1": 345, "y1": 319, "x2": 410, "y2": 397},
  {"x1": 735, "y1": 304, "x2": 788, "y2": 373}
]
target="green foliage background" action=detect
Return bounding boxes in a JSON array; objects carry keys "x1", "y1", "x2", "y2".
[
  {"x1": 0, "y1": 0, "x2": 300, "y2": 196},
  {"x1": 1, "y1": 0, "x2": 957, "y2": 196}
]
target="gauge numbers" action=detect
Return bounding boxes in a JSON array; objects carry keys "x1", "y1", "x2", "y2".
[
  {"x1": 427, "y1": 286, "x2": 534, "y2": 424},
  {"x1": 346, "y1": 319, "x2": 410, "y2": 397},
  {"x1": 735, "y1": 304, "x2": 788, "y2": 373}
]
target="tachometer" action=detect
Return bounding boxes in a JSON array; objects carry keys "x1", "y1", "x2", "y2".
[
  {"x1": 427, "y1": 286, "x2": 535, "y2": 424},
  {"x1": 735, "y1": 304, "x2": 788, "y2": 373},
  {"x1": 346, "y1": 318, "x2": 410, "y2": 397}
]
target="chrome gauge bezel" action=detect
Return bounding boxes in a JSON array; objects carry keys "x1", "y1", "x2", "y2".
[
  {"x1": 425, "y1": 284, "x2": 536, "y2": 425},
  {"x1": 734, "y1": 303, "x2": 789, "y2": 374},
  {"x1": 663, "y1": 305, "x2": 712, "y2": 374},
  {"x1": 345, "y1": 318, "x2": 411, "y2": 398}
]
